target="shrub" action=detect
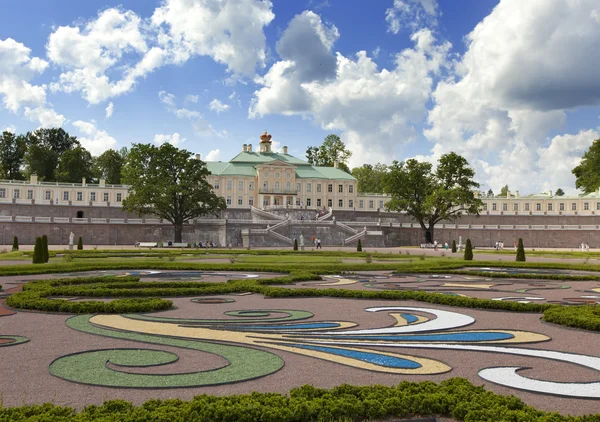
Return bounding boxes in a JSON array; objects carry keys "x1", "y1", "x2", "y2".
[
  {"x1": 77, "y1": 236, "x2": 83, "y2": 250},
  {"x1": 451, "y1": 239, "x2": 457, "y2": 253},
  {"x1": 32, "y1": 237, "x2": 43, "y2": 264},
  {"x1": 365, "y1": 254, "x2": 372, "y2": 263},
  {"x1": 42, "y1": 234, "x2": 49, "y2": 263},
  {"x1": 516, "y1": 238, "x2": 526, "y2": 262},
  {"x1": 464, "y1": 239, "x2": 473, "y2": 261},
  {"x1": 11, "y1": 236, "x2": 18, "y2": 252},
  {"x1": 167, "y1": 255, "x2": 176, "y2": 262},
  {"x1": 293, "y1": 238, "x2": 298, "y2": 251},
  {"x1": 357, "y1": 239, "x2": 362, "y2": 252}
]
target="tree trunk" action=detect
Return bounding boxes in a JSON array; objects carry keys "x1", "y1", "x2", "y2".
[
  {"x1": 174, "y1": 224, "x2": 183, "y2": 243},
  {"x1": 429, "y1": 226, "x2": 435, "y2": 244}
]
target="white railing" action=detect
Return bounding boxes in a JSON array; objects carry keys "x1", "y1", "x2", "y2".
[
  {"x1": 34, "y1": 216, "x2": 50, "y2": 222},
  {"x1": 317, "y1": 208, "x2": 333, "y2": 221},
  {"x1": 128, "y1": 219, "x2": 143, "y2": 224},
  {"x1": 344, "y1": 230, "x2": 366, "y2": 245},
  {"x1": 15, "y1": 216, "x2": 32, "y2": 222},
  {"x1": 109, "y1": 218, "x2": 125, "y2": 224},
  {"x1": 250, "y1": 206, "x2": 286, "y2": 221},
  {"x1": 268, "y1": 219, "x2": 290, "y2": 232},
  {"x1": 532, "y1": 225, "x2": 545, "y2": 230},
  {"x1": 145, "y1": 218, "x2": 160, "y2": 224},
  {"x1": 268, "y1": 230, "x2": 293, "y2": 244},
  {"x1": 91, "y1": 218, "x2": 107, "y2": 224},
  {"x1": 581, "y1": 225, "x2": 596, "y2": 230},
  {"x1": 515, "y1": 225, "x2": 529, "y2": 229},
  {"x1": 336, "y1": 221, "x2": 358, "y2": 234},
  {"x1": 54, "y1": 217, "x2": 69, "y2": 223},
  {"x1": 72, "y1": 218, "x2": 88, "y2": 223},
  {"x1": 0, "y1": 215, "x2": 12, "y2": 222}
]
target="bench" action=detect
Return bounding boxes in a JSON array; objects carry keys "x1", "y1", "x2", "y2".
[
  {"x1": 162, "y1": 242, "x2": 189, "y2": 248},
  {"x1": 136, "y1": 242, "x2": 158, "y2": 248}
]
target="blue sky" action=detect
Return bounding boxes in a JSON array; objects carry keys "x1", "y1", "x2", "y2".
[{"x1": 1, "y1": 0, "x2": 599, "y2": 194}]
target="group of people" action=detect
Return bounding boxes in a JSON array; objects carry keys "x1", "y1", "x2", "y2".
[
  {"x1": 195, "y1": 240, "x2": 216, "y2": 248},
  {"x1": 494, "y1": 241, "x2": 505, "y2": 250},
  {"x1": 580, "y1": 242, "x2": 591, "y2": 252},
  {"x1": 311, "y1": 236, "x2": 322, "y2": 249},
  {"x1": 432, "y1": 240, "x2": 450, "y2": 251}
]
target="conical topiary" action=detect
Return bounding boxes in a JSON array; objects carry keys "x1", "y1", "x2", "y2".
[
  {"x1": 42, "y1": 235, "x2": 49, "y2": 263},
  {"x1": 12, "y1": 236, "x2": 18, "y2": 252},
  {"x1": 32, "y1": 237, "x2": 42, "y2": 264},
  {"x1": 464, "y1": 239, "x2": 473, "y2": 261},
  {"x1": 451, "y1": 239, "x2": 457, "y2": 253},
  {"x1": 293, "y1": 238, "x2": 298, "y2": 251},
  {"x1": 77, "y1": 236, "x2": 83, "y2": 250},
  {"x1": 516, "y1": 238, "x2": 526, "y2": 262},
  {"x1": 357, "y1": 239, "x2": 362, "y2": 252}
]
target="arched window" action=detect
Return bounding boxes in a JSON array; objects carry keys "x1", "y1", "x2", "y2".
[
  {"x1": 263, "y1": 181, "x2": 268, "y2": 190},
  {"x1": 285, "y1": 182, "x2": 290, "y2": 191},
  {"x1": 275, "y1": 181, "x2": 280, "y2": 192}
]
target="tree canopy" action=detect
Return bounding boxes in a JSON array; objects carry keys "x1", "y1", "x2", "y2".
[
  {"x1": 487, "y1": 189, "x2": 494, "y2": 197},
  {"x1": 385, "y1": 152, "x2": 481, "y2": 243},
  {"x1": 24, "y1": 128, "x2": 79, "y2": 181},
  {"x1": 56, "y1": 146, "x2": 95, "y2": 183},
  {"x1": 306, "y1": 134, "x2": 352, "y2": 173},
  {"x1": 555, "y1": 188, "x2": 565, "y2": 196},
  {"x1": 95, "y1": 148, "x2": 128, "y2": 185},
  {"x1": 122, "y1": 143, "x2": 226, "y2": 242},
  {"x1": 572, "y1": 139, "x2": 600, "y2": 194},
  {"x1": 499, "y1": 185, "x2": 509, "y2": 197},
  {"x1": 0, "y1": 131, "x2": 26, "y2": 180},
  {"x1": 351, "y1": 163, "x2": 388, "y2": 193}
]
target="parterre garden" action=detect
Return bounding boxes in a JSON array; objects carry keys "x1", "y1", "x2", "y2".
[{"x1": 1, "y1": 249, "x2": 600, "y2": 421}]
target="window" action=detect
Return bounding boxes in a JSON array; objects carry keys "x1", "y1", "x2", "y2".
[
  {"x1": 536, "y1": 203, "x2": 541, "y2": 211},
  {"x1": 0, "y1": 188, "x2": 5, "y2": 198},
  {"x1": 572, "y1": 203, "x2": 577, "y2": 211},
  {"x1": 359, "y1": 200, "x2": 364, "y2": 208},
  {"x1": 263, "y1": 181, "x2": 269, "y2": 190},
  {"x1": 513, "y1": 203, "x2": 518, "y2": 211},
  {"x1": 227, "y1": 180, "x2": 232, "y2": 190},
  {"x1": 317, "y1": 198, "x2": 322, "y2": 207},
  {"x1": 483, "y1": 203, "x2": 488, "y2": 211},
  {"x1": 307, "y1": 183, "x2": 312, "y2": 192},
  {"x1": 560, "y1": 203, "x2": 564, "y2": 211},
  {"x1": 584, "y1": 202, "x2": 590, "y2": 211},
  {"x1": 492, "y1": 203, "x2": 497, "y2": 211},
  {"x1": 27, "y1": 190, "x2": 33, "y2": 200},
  {"x1": 327, "y1": 199, "x2": 332, "y2": 207},
  {"x1": 13, "y1": 189, "x2": 19, "y2": 199},
  {"x1": 379, "y1": 200, "x2": 384, "y2": 209},
  {"x1": 214, "y1": 180, "x2": 220, "y2": 189},
  {"x1": 275, "y1": 181, "x2": 280, "y2": 191},
  {"x1": 306, "y1": 198, "x2": 311, "y2": 207},
  {"x1": 597, "y1": 202, "x2": 600, "y2": 210},
  {"x1": 349, "y1": 199, "x2": 354, "y2": 208},
  {"x1": 275, "y1": 172, "x2": 280, "y2": 179},
  {"x1": 349, "y1": 185, "x2": 354, "y2": 193},
  {"x1": 296, "y1": 183, "x2": 300, "y2": 192},
  {"x1": 249, "y1": 182, "x2": 254, "y2": 190},
  {"x1": 502, "y1": 203, "x2": 507, "y2": 211},
  {"x1": 317, "y1": 184, "x2": 322, "y2": 193},
  {"x1": 263, "y1": 197, "x2": 269, "y2": 206},
  {"x1": 238, "y1": 197, "x2": 243, "y2": 205},
  {"x1": 338, "y1": 184, "x2": 343, "y2": 193},
  {"x1": 548, "y1": 203, "x2": 553, "y2": 211},
  {"x1": 328, "y1": 184, "x2": 333, "y2": 192},
  {"x1": 45, "y1": 191, "x2": 51, "y2": 200},
  {"x1": 76, "y1": 192, "x2": 83, "y2": 201},
  {"x1": 90, "y1": 192, "x2": 96, "y2": 201},
  {"x1": 285, "y1": 182, "x2": 291, "y2": 191},
  {"x1": 238, "y1": 181, "x2": 244, "y2": 190},
  {"x1": 116, "y1": 193, "x2": 122, "y2": 202},
  {"x1": 338, "y1": 199, "x2": 343, "y2": 207},
  {"x1": 226, "y1": 196, "x2": 232, "y2": 205},
  {"x1": 286, "y1": 172, "x2": 291, "y2": 179},
  {"x1": 103, "y1": 192, "x2": 109, "y2": 202},
  {"x1": 249, "y1": 197, "x2": 254, "y2": 206},
  {"x1": 63, "y1": 191, "x2": 69, "y2": 201},
  {"x1": 369, "y1": 200, "x2": 374, "y2": 209},
  {"x1": 525, "y1": 203, "x2": 530, "y2": 211}
]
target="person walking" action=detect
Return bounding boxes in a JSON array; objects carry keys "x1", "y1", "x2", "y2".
[{"x1": 316, "y1": 237, "x2": 322, "y2": 249}]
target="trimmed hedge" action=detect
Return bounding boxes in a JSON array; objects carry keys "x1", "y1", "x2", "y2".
[
  {"x1": 0, "y1": 378, "x2": 596, "y2": 421},
  {"x1": 12, "y1": 236, "x2": 18, "y2": 252},
  {"x1": 77, "y1": 236, "x2": 83, "y2": 250},
  {"x1": 516, "y1": 237, "x2": 526, "y2": 262},
  {"x1": 543, "y1": 305, "x2": 600, "y2": 331},
  {"x1": 42, "y1": 235, "x2": 49, "y2": 263}
]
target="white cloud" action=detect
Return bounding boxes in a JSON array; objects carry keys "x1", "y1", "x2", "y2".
[
  {"x1": 184, "y1": 94, "x2": 199, "y2": 104},
  {"x1": 153, "y1": 132, "x2": 184, "y2": 146},
  {"x1": 105, "y1": 102, "x2": 114, "y2": 119},
  {"x1": 151, "y1": 0, "x2": 274, "y2": 75},
  {"x1": 385, "y1": 0, "x2": 438, "y2": 34},
  {"x1": 72, "y1": 120, "x2": 117, "y2": 155},
  {"x1": 3, "y1": 125, "x2": 16, "y2": 133},
  {"x1": 250, "y1": 11, "x2": 451, "y2": 167},
  {"x1": 208, "y1": 98, "x2": 230, "y2": 113},
  {"x1": 229, "y1": 91, "x2": 241, "y2": 107},
  {"x1": 24, "y1": 106, "x2": 66, "y2": 128},
  {"x1": 205, "y1": 149, "x2": 220, "y2": 161},
  {"x1": 424, "y1": 0, "x2": 600, "y2": 193},
  {"x1": 158, "y1": 91, "x2": 225, "y2": 137}
]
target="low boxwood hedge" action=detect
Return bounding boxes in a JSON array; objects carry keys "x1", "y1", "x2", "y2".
[{"x1": 542, "y1": 305, "x2": 600, "y2": 331}]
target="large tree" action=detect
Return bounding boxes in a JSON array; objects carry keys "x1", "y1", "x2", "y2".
[
  {"x1": 572, "y1": 139, "x2": 600, "y2": 194},
  {"x1": 351, "y1": 163, "x2": 388, "y2": 193},
  {"x1": 306, "y1": 134, "x2": 352, "y2": 173},
  {"x1": 385, "y1": 152, "x2": 482, "y2": 243},
  {"x1": 24, "y1": 128, "x2": 79, "y2": 181},
  {"x1": 555, "y1": 188, "x2": 565, "y2": 196},
  {"x1": 95, "y1": 148, "x2": 127, "y2": 184},
  {"x1": 0, "y1": 131, "x2": 26, "y2": 180},
  {"x1": 122, "y1": 143, "x2": 226, "y2": 242},
  {"x1": 499, "y1": 184, "x2": 509, "y2": 197},
  {"x1": 56, "y1": 146, "x2": 95, "y2": 183}
]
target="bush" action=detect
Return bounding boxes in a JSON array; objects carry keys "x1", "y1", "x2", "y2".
[
  {"x1": 543, "y1": 305, "x2": 600, "y2": 331},
  {"x1": 77, "y1": 236, "x2": 83, "y2": 250},
  {"x1": 42, "y1": 234, "x2": 49, "y2": 263},
  {"x1": 451, "y1": 239, "x2": 457, "y2": 253},
  {"x1": 293, "y1": 238, "x2": 298, "y2": 251},
  {"x1": 357, "y1": 239, "x2": 362, "y2": 252},
  {"x1": 32, "y1": 237, "x2": 43, "y2": 264},
  {"x1": 11, "y1": 236, "x2": 18, "y2": 252},
  {"x1": 516, "y1": 237, "x2": 526, "y2": 262},
  {"x1": 464, "y1": 239, "x2": 473, "y2": 261},
  {"x1": 365, "y1": 254, "x2": 372, "y2": 263}
]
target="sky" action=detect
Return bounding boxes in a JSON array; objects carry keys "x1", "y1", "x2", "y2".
[{"x1": 1, "y1": 0, "x2": 599, "y2": 194}]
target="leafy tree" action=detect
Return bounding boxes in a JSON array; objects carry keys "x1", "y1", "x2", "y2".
[
  {"x1": 56, "y1": 146, "x2": 95, "y2": 183},
  {"x1": 32, "y1": 237, "x2": 43, "y2": 264},
  {"x1": 516, "y1": 238, "x2": 526, "y2": 262},
  {"x1": 385, "y1": 152, "x2": 482, "y2": 243},
  {"x1": 0, "y1": 131, "x2": 26, "y2": 180},
  {"x1": 24, "y1": 128, "x2": 79, "y2": 181},
  {"x1": 42, "y1": 235, "x2": 49, "y2": 263},
  {"x1": 451, "y1": 239, "x2": 456, "y2": 253},
  {"x1": 351, "y1": 163, "x2": 388, "y2": 193},
  {"x1": 95, "y1": 148, "x2": 127, "y2": 184},
  {"x1": 572, "y1": 139, "x2": 600, "y2": 194},
  {"x1": 122, "y1": 143, "x2": 226, "y2": 243},
  {"x1": 357, "y1": 239, "x2": 362, "y2": 252},
  {"x1": 12, "y1": 236, "x2": 18, "y2": 252},
  {"x1": 487, "y1": 189, "x2": 494, "y2": 197},
  {"x1": 555, "y1": 188, "x2": 565, "y2": 196},
  {"x1": 499, "y1": 185, "x2": 509, "y2": 197},
  {"x1": 464, "y1": 239, "x2": 473, "y2": 260},
  {"x1": 306, "y1": 134, "x2": 352, "y2": 173},
  {"x1": 77, "y1": 236, "x2": 83, "y2": 250}
]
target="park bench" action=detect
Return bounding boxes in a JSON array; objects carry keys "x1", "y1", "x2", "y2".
[{"x1": 136, "y1": 242, "x2": 158, "y2": 248}]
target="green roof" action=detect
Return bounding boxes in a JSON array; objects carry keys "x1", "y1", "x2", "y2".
[
  {"x1": 230, "y1": 151, "x2": 308, "y2": 165},
  {"x1": 206, "y1": 162, "x2": 257, "y2": 177},
  {"x1": 295, "y1": 166, "x2": 356, "y2": 181}
]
